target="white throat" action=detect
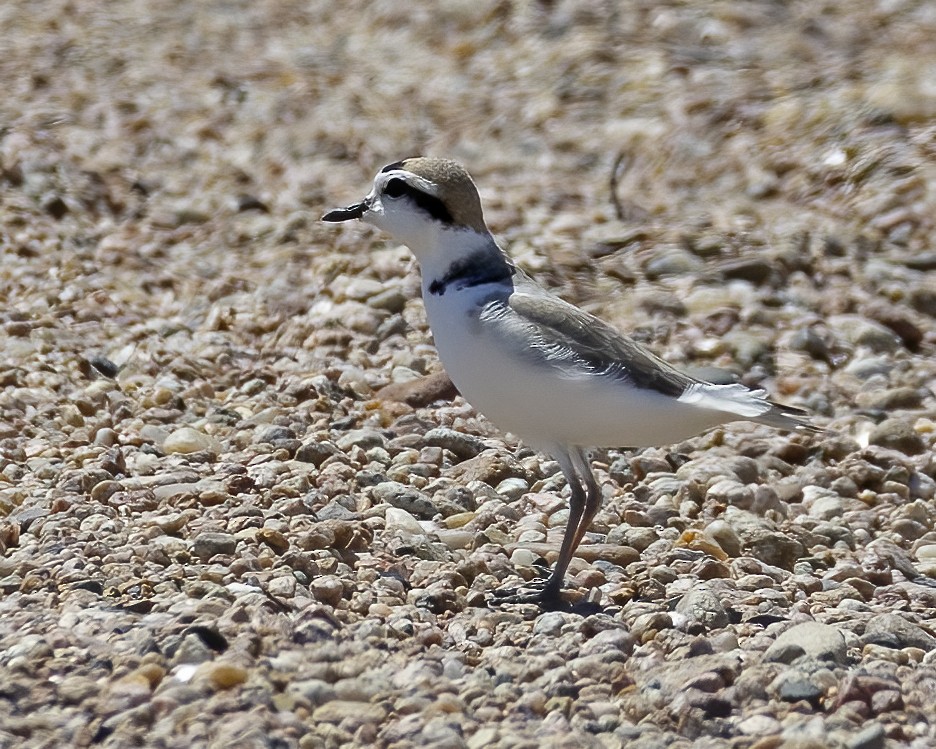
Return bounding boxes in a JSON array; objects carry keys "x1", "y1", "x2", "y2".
[{"x1": 365, "y1": 210, "x2": 502, "y2": 285}]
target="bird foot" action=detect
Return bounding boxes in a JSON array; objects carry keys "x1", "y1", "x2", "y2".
[{"x1": 489, "y1": 580, "x2": 602, "y2": 614}]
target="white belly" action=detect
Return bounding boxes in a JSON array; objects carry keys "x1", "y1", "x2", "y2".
[{"x1": 423, "y1": 290, "x2": 736, "y2": 450}]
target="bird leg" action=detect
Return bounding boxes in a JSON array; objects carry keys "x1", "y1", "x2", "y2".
[
  {"x1": 491, "y1": 447, "x2": 604, "y2": 610},
  {"x1": 566, "y1": 449, "x2": 602, "y2": 558},
  {"x1": 537, "y1": 453, "x2": 587, "y2": 605}
]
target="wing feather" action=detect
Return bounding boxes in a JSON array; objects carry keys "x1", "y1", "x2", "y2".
[{"x1": 478, "y1": 273, "x2": 698, "y2": 398}]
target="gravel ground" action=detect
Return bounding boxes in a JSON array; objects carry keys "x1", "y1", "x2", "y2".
[{"x1": 2, "y1": 1, "x2": 936, "y2": 747}]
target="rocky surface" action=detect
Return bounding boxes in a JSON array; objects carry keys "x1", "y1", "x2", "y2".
[{"x1": 1, "y1": 1, "x2": 936, "y2": 747}]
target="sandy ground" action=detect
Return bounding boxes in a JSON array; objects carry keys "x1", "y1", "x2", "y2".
[{"x1": 2, "y1": 1, "x2": 936, "y2": 747}]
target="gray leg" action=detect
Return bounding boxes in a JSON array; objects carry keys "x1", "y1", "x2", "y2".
[
  {"x1": 493, "y1": 446, "x2": 604, "y2": 609},
  {"x1": 540, "y1": 446, "x2": 587, "y2": 602},
  {"x1": 567, "y1": 447, "x2": 602, "y2": 556}
]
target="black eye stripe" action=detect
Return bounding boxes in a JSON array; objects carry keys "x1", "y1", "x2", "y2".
[{"x1": 382, "y1": 177, "x2": 453, "y2": 224}]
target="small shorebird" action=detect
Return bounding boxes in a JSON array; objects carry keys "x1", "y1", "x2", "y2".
[{"x1": 324, "y1": 157, "x2": 816, "y2": 608}]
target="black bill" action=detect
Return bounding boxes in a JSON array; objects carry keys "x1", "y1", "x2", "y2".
[{"x1": 322, "y1": 201, "x2": 367, "y2": 222}]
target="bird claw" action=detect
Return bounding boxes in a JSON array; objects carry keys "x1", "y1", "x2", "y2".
[{"x1": 489, "y1": 580, "x2": 600, "y2": 613}]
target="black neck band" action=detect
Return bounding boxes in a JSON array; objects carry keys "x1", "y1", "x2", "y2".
[{"x1": 428, "y1": 253, "x2": 514, "y2": 296}]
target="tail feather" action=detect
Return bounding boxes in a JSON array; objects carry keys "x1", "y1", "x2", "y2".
[
  {"x1": 679, "y1": 383, "x2": 820, "y2": 433},
  {"x1": 752, "y1": 400, "x2": 821, "y2": 433}
]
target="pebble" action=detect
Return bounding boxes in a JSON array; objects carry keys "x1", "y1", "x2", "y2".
[
  {"x1": 445, "y1": 450, "x2": 528, "y2": 487},
  {"x1": 705, "y1": 479, "x2": 754, "y2": 509},
  {"x1": 704, "y1": 520, "x2": 742, "y2": 558},
  {"x1": 296, "y1": 439, "x2": 341, "y2": 466},
  {"x1": 424, "y1": 427, "x2": 487, "y2": 459},
  {"x1": 192, "y1": 532, "x2": 238, "y2": 560},
  {"x1": 738, "y1": 714, "x2": 781, "y2": 736},
  {"x1": 312, "y1": 700, "x2": 389, "y2": 724},
  {"x1": 847, "y1": 723, "x2": 886, "y2": 749},
  {"x1": 162, "y1": 427, "x2": 222, "y2": 455},
  {"x1": 373, "y1": 481, "x2": 440, "y2": 519},
  {"x1": 336, "y1": 429, "x2": 387, "y2": 451},
  {"x1": 674, "y1": 586, "x2": 730, "y2": 631},
  {"x1": 495, "y1": 477, "x2": 529, "y2": 500},
  {"x1": 384, "y1": 507, "x2": 426, "y2": 535},
  {"x1": 868, "y1": 418, "x2": 926, "y2": 455},
  {"x1": 732, "y1": 516, "x2": 804, "y2": 569},
  {"x1": 643, "y1": 247, "x2": 705, "y2": 279},
  {"x1": 763, "y1": 621, "x2": 848, "y2": 666},
  {"x1": 827, "y1": 314, "x2": 901, "y2": 352},
  {"x1": 376, "y1": 372, "x2": 458, "y2": 406},
  {"x1": 770, "y1": 670, "x2": 823, "y2": 704},
  {"x1": 194, "y1": 662, "x2": 248, "y2": 690},
  {"x1": 863, "y1": 613, "x2": 936, "y2": 651},
  {"x1": 310, "y1": 576, "x2": 345, "y2": 606}
]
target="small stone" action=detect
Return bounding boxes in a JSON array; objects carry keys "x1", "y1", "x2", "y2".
[
  {"x1": 312, "y1": 700, "x2": 388, "y2": 723},
  {"x1": 376, "y1": 372, "x2": 457, "y2": 407},
  {"x1": 764, "y1": 621, "x2": 848, "y2": 666},
  {"x1": 436, "y1": 528, "x2": 473, "y2": 550},
  {"x1": 336, "y1": 429, "x2": 386, "y2": 451},
  {"x1": 255, "y1": 424, "x2": 297, "y2": 444},
  {"x1": 846, "y1": 722, "x2": 886, "y2": 749},
  {"x1": 288, "y1": 679, "x2": 337, "y2": 707},
  {"x1": 644, "y1": 246, "x2": 705, "y2": 279},
  {"x1": 296, "y1": 440, "x2": 340, "y2": 466},
  {"x1": 808, "y1": 494, "x2": 844, "y2": 520},
  {"x1": 828, "y1": 314, "x2": 901, "y2": 352},
  {"x1": 704, "y1": 520, "x2": 742, "y2": 557},
  {"x1": 372, "y1": 481, "x2": 439, "y2": 519},
  {"x1": 384, "y1": 507, "x2": 425, "y2": 535},
  {"x1": 445, "y1": 449, "x2": 527, "y2": 487},
  {"x1": 468, "y1": 728, "x2": 500, "y2": 749},
  {"x1": 675, "y1": 586, "x2": 730, "y2": 630},
  {"x1": 737, "y1": 714, "x2": 781, "y2": 736},
  {"x1": 57, "y1": 675, "x2": 103, "y2": 704},
  {"x1": 367, "y1": 287, "x2": 407, "y2": 313},
  {"x1": 844, "y1": 356, "x2": 896, "y2": 380},
  {"x1": 163, "y1": 427, "x2": 221, "y2": 455},
  {"x1": 192, "y1": 532, "x2": 237, "y2": 559},
  {"x1": 869, "y1": 418, "x2": 925, "y2": 455},
  {"x1": 771, "y1": 670, "x2": 823, "y2": 704},
  {"x1": 257, "y1": 527, "x2": 290, "y2": 554},
  {"x1": 532, "y1": 611, "x2": 568, "y2": 636},
  {"x1": 717, "y1": 256, "x2": 774, "y2": 284},
  {"x1": 424, "y1": 427, "x2": 487, "y2": 459},
  {"x1": 706, "y1": 479, "x2": 754, "y2": 509},
  {"x1": 195, "y1": 662, "x2": 248, "y2": 690},
  {"x1": 863, "y1": 613, "x2": 936, "y2": 651},
  {"x1": 495, "y1": 477, "x2": 529, "y2": 500},
  {"x1": 727, "y1": 511, "x2": 804, "y2": 569},
  {"x1": 267, "y1": 575, "x2": 297, "y2": 598},
  {"x1": 311, "y1": 576, "x2": 345, "y2": 606},
  {"x1": 869, "y1": 689, "x2": 903, "y2": 713},
  {"x1": 90, "y1": 479, "x2": 123, "y2": 503},
  {"x1": 171, "y1": 633, "x2": 216, "y2": 666},
  {"x1": 857, "y1": 387, "x2": 924, "y2": 411},
  {"x1": 631, "y1": 612, "x2": 673, "y2": 639},
  {"x1": 94, "y1": 427, "x2": 120, "y2": 446}
]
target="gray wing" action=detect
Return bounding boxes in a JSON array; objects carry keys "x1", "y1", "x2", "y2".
[{"x1": 479, "y1": 274, "x2": 700, "y2": 398}]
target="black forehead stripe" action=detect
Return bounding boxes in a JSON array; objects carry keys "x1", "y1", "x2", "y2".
[
  {"x1": 393, "y1": 180, "x2": 453, "y2": 224},
  {"x1": 380, "y1": 160, "x2": 406, "y2": 173}
]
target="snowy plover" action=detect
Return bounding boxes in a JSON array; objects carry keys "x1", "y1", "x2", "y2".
[{"x1": 324, "y1": 157, "x2": 817, "y2": 608}]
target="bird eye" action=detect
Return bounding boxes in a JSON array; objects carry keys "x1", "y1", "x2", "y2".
[{"x1": 383, "y1": 178, "x2": 407, "y2": 198}]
